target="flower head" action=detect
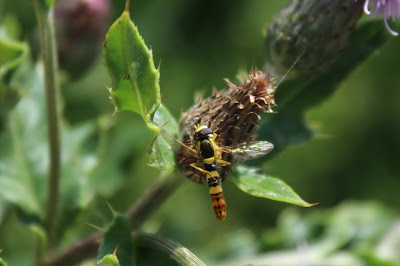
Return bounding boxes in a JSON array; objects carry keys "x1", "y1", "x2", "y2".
[
  {"x1": 364, "y1": 0, "x2": 400, "y2": 36},
  {"x1": 177, "y1": 69, "x2": 276, "y2": 184},
  {"x1": 265, "y1": 0, "x2": 364, "y2": 80}
]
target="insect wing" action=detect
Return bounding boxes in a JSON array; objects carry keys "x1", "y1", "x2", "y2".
[{"x1": 223, "y1": 141, "x2": 274, "y2": 164}]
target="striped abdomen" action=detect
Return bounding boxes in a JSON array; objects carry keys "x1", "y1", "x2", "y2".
[
  {"x1": 196, "y1": 128, "x2": 227, "y2": 221},
  {"x1": 204, "y1": 162, "x2": 226, "y2": 221}
]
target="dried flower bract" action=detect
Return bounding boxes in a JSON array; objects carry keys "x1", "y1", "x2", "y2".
[{"x1": 178, "y1": 68, "x2": 276, "y2": 184}]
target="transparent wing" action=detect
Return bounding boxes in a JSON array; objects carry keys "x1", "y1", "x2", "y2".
[{"x1": 221, "y1": 141, "x2": 274, "y2": 164}]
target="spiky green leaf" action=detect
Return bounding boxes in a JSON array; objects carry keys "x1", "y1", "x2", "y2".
[
  {"x1": 98, "y1": 213, "x2": 133, "y2": 266},
  {"x1": 103, "y1": 8, "x2": 160, "y2": 122}
]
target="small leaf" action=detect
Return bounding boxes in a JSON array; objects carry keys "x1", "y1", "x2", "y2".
[
  {"x1": 0, "y1": 249, "x2": 6, "y2": 266},
  {"x1": 97, "y1": 245, "x2": 120, "y2": 266},
  {"x1": 103, "y1": 7, "x2": 161, "y2": 122},
  {"x1": 147, "y1": 105, "x2": 179, "y2": 171},
  {"x1": 232, "y1": 165, "x2": 316, "y2": 207},
  {"x1": 0, "y1": 38, "x2": 29, "y2": 114},
  {"x1": 0, "y1": 258, "x2": 7, "y2": 266},
  {"x1": 0, "y1": 38, "x2": 28, "y2": 73},
  {"x1": 45, "y1": 0, "x2": 55, "y2": 8},
  {"x1": 98, "y1": 213, "x2": 133, "y2": 266}
]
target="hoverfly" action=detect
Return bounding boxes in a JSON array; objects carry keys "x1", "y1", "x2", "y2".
[{"x1": 173, "y1": 124, "x2": 274, "y2": 221}]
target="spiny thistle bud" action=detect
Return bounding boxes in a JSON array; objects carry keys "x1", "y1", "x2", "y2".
[
  {"x1": 265, "y1": 0, "x2": 364, "y2": 80},
  {"x1": 177, "y1": 69, "x2": 276, "y2": 184},
  {"x1": 55, "y1": 0, "x2": 111, "y2": 79}
]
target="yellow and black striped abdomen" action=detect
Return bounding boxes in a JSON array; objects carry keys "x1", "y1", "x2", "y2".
[
  {"x1": 193, "y1": 125, "x2": 227, "y2": 221},
  {"x1": 204, "y1": 162, "x2": 226, "y2": 221}
]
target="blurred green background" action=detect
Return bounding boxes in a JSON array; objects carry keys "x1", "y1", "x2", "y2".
[{"x1": 1, "y1": 0, "x2": 400, "y2": 265}]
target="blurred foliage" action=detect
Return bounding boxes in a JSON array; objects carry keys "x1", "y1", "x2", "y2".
[
  {"x1": 0, "y1": 0, "x2": 399, "y2": 265},
  {"x1": 217, "y1": 201, "x2": 399, "y2": 265}
]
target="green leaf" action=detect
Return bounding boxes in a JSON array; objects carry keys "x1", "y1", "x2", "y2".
[
  {"x1": 0, "y1": 66, "x2": 47, "y2": 221},
  {"x1": 58, "y1": 121, "x2": 126, "y2": 237},
  {"x1": 0, "y1": 64, "x2": 124, "y2": 240},
  {"x1": 98, "y1": 213, "x2": 133, "y2": 266},
  {"x1": 0, "y1": 258, "x2": 6, "y2": 266},
  {"x1": 232, "y1": 165, "x2": 316, "y2": 207},
  {"x1": 147, "y1": 104, "x2": 179, "y2": 171},
  {"x1": 97, "y1": 243, "x2": 121, "y2": 266},
  {"x1": 0, "y1": 15, "x2": 23, "y2": 40},
  {"x1": 103, "y1": 8, "x2": 161, "y2": 122},
  {"x1": 0, "y1": 37, "x2": 29, "y2": 114},
  {"x1": 0, "y1": 39, "x2": 27, "y2": 73},
  {"x1": 44, "y1": 0, "x2": 55, "y2": 8},
  {"x1": 0, "y1": 249, "x2": 6, "y2": 266},
  {"x1": 359, "y1": 253, "x2": 400, "y2": 266},
  {"x1": 97, "y1": 253, "x2": 120, "y2": 266},
  {"x1": 260, "y1": 21, "x2": 388, "y2": 152}
]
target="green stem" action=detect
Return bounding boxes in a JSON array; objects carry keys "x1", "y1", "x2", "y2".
[
  {"x1": 126, "y1": 171, "x2": 183, "y2": 230},
  {"x1": 40, "y1": 171, "x2": 183, "y2": 266},
  {"x1": 135, "y1": 232, "x2": 206, "y2": 266},
  {"x1": 32, "y1": 1, "x2": 62, "y2": 252}
]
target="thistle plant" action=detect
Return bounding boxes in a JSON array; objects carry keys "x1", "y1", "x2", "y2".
[
  {"x1": 363, "y1": 0, "x2": 400, "y2": 35},
  {"x1": 0, "y1": 0, "x2": 398, "y2": 265}
]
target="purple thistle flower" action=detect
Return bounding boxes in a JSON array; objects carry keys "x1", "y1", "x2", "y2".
[{"x1": 364, "y1": 0, "x2": 400, "y2": 36}]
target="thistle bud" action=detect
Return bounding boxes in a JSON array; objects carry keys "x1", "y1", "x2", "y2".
[
  {"x1": 177, "y1": 69, "x2": 276, "y2": 184},
  {"x1": 55, "y1": 0, "x2": 111, "y2": 79},
  {"x1": 265, "y1": 0, "x2": 364, "y2": 79}
]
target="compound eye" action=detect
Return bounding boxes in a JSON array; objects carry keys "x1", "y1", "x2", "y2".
[
  {"x1": 193, "y1": 132, "x2": 200, "y2": 141},
  {"x1": 194, "y1": 127, "x2": 213, "y2": 141},
  {"x1": 198, "y1": 128, "x2": 212, "y2": 136}
]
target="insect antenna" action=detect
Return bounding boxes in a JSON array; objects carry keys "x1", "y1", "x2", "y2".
[
  {"x1": 156, "y1": 121, "x2": 197, "y2": 154},
  {"x1": 276, "y1": 48, "x2": 307, "y2": 87}
]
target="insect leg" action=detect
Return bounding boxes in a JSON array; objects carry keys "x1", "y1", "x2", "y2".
[
  {"x1": 190, "y1": 163, "x2": 216, "y2": 181},
  {"x1": 216, "y1": 158, "x2": 231, "y2": 166}
]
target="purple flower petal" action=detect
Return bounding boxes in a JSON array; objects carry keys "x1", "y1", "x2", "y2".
[{"x1": 363, "y1": 0, "x2": 399, "y2": 36}]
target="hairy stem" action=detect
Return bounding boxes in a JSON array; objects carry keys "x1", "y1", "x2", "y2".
[
  {"x1": 40, "y1": 171, "x2": 183, "y2": 266},
  {"x1": 32, "y1": 1, "x2": 62, "y2": 252},
  {"x1": 135, "y1": 232, "x2": 206, "y2": 266}
]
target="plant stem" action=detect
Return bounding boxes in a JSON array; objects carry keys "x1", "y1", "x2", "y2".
[
  {"x1": 40, "y1": 171, "x2": 183, "y2": 266},
  {"x1": 135, "y1": 232, "x2": 206, "y2": 266},
  {"x1": 127, "y1": 171, "x2": 182, "y2": 230},
  {"x1": 32, "y1": 1, "x2": 62, "y2": 252}
]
